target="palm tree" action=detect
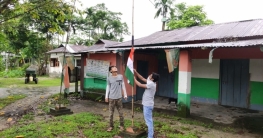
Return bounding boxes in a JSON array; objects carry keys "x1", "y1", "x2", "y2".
[{"x1": 154, "y1": 0, "x2": 174, "y2": 31}]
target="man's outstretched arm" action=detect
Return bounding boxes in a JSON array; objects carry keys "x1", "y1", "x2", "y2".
[
  {"x1": 134, "y1": 77, "x2": 147, "y2": 89},
  {"x1": 134, "y1": 69, "x2": 146, "y2": 83}
]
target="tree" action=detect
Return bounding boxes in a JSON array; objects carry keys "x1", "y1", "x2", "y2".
[
  {"x1": 1, "y1": 0, "x2": 78, "y2": 74},
  {"x1": 0, "y1": 1, "x2": 129, "y2": 74},
  {"x1": 0, "y1": 0, "x2": 15, "y2": 13},
  {"x1": 0, "y1": 0, "x2": 18, "y2": 17},
  {"x1": 167, "y1": 2, "x2": 214, "y2": 29},
  {"x1": 154, "y1": 0, "x2": 174, "y2": 31},
  {"x1": 74, "y1": 3, "x2": 129, "y2": 44}
]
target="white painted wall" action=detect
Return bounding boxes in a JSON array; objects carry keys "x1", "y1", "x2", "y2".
[
  {"x1": 49, "y1": 53, "x2": 63, "y2": 77},
  {"x1": 191, "y1": 59, "x2": 263, "y2": 82},
  {"x1": 191, "y1": 59, "x2": 220, "y2": 79},
  {"x1": 49, "y1": 53, "x2": 81, "y2": 77},
  {"x1": 250, "y1": 59, "x2": 263, "y2": 82}
]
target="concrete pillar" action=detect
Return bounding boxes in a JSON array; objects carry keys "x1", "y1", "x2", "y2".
[
  {"x1": 80, "y1": 53, "x2": 86, "y2": 91},
  {"x1": 177, "y1": 50, "x2": 192, "y2": 117}
]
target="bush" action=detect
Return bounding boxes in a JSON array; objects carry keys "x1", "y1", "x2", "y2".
[
  {"x1": 19, "y1": 63, "x2": 30, "y2": 71},
  {"x1": 0, "y1": 69, "x2": 24, "y2": 78},
  {"x1": 0, "y1": 58, "x2": 5, "y2": 71},
  {"x1": 0, "y1": 63, "x2": 31, "y2": 78}
]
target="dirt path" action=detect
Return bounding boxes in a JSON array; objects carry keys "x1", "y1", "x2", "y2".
[{"x1": 0, "y1": 86, "x2": 78, "y2": 130}]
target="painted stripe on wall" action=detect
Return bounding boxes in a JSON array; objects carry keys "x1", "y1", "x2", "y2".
[
  {"x1": 249, "y1": 59, "x2": 263, "y2": 82},
  {"x1": 250, "y1": 104, "x2": 263, "y2": 111},
  {"x1": 179, "y1": 51, "x2": 191, "y2": 72},
  {"x1": 191, "y1": 97, "x2": 218, "y2": 104},
  {"x1": 192, "y1": 59, "x2": 220, "y2": 79},
  {"x1": 177, "y1": 93, "x2": 191, "y2": 117},
  {"x1": 191, "y1": 78, "x2": 219, "y2": 99},
  {"x1": 191, "y1": 59, "x2": 263, "y2": 81},
  {"x1": 178, "y1": 71, "x2": 191, "y2": 94},
  {"x1": 250, "y1": 81, "x2": 263, "y2": 105}
]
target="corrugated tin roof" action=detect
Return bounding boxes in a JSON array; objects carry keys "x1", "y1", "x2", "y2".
[
  {"x1": 70, "y1": 45, "x2": 89, "y2": 52},
  {"x1": 107, "y1": 39, "x2": 263, "y2": 50},
  {"x1": 46, "y1": 47, "x2": 69, "y2": 53},
  {"x1": 74, "y1": 39, "x2": 119, "y2": 53},
  {"x1": 100, "y1": 39, "x2": 119, "y2": 47},
  {"x1": 111, "y1": 19, "x2": 263, "y2": 47},
  {"x1": 86, "y1": 44, "x2": 108, "y2": 52},
  {"x1": 47, "y1": 44, "x2": 88, "y2": 54}
]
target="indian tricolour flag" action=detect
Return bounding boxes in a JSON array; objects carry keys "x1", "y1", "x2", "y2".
[{"x1": 125, "y1": 47, "x2": 135, "y2": 86}]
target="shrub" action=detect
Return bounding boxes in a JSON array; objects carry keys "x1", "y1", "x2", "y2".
[
  {"x1": 0, "y1": 57, "x2": 5, "y2": 71},
  {"x1": 0, "y1": 69, "x2": 24, "y2": 78},
  {"x1": 19, "y1": 63, "x2": 30, "y2": 71}
]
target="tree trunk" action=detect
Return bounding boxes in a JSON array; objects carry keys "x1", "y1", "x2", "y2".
[{"x1": 162, "y1": 21, "x2": 165, "y2": 31}]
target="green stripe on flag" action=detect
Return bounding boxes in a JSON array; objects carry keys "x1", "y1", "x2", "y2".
[{"x1": 125, "y1": 67, "x2": 134, "y2": 86}]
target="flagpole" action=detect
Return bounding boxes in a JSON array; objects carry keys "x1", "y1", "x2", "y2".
[{"x1": 131, "y1": 0, "x2": 134, "y2": 127}]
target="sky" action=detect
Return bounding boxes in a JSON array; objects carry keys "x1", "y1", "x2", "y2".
[{"x1": 79, "y1": 0, "x2": 263, "y2": 41}]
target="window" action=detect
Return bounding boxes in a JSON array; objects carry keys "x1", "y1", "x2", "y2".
[
  {"x1": 76, "y1": 59, "x2": 81, "y2": 67},
  {"x1": 50, "y1": 58, "x2": 59, "y2": 67}
]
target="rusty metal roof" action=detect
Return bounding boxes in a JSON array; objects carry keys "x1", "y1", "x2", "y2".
[{"x1": 111, "y1": 19, "x2": 263, "y2": 47}]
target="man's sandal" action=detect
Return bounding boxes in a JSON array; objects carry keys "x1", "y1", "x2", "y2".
[{"x1": 107, "y1": 127, "x2": 113, "y2": 132}]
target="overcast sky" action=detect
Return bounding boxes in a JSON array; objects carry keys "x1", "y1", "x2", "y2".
[{"x1": 79, "y1": 0, "x2": 263, "y2": 41}]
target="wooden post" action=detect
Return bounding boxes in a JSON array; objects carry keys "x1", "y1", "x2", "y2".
[
  {"x1": 75, "y1": 67, "x2": 78, "y2": 93},
  {"x1": 132, "y1": 86, "x2": 134, "y2": 126}
]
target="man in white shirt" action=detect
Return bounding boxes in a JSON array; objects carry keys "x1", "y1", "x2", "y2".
[{"x1": 134, "y1": 69, "x2": 160, "y2": 138}]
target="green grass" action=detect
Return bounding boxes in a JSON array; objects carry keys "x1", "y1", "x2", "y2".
[
  {"x1": 0, "y1": 112, "x2": 132, "y2": 138},
  {"x1": 0, "y1": 94, "x2": 26, "y2": 110},
  {"x1": 0, "y1": 111, "x2": 200, "y2": 138},
  {"x1": 0, "y1": 77, "x2": 70, "y2": 87},
  {"x1": 38, "y1": 93, "x2": 71, "y2": 113},
  {"x1": 153, "y1": 112, "x2": 214, "y2": 129}
]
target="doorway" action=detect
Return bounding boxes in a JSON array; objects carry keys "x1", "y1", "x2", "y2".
[
  {"x1": 136, "y1": 60, "x2": 148, "y2": 100},
  {"x1": 220, "y1": 59, "x2": 249, "y2": 108}
]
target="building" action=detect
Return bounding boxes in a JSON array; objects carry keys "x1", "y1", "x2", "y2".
[
  {"x1": 46, "y1": 44, "x2": 86, "y2": 78},
  {"x1": 76, "y1": 19, "x2": 263, "y2": 117}
]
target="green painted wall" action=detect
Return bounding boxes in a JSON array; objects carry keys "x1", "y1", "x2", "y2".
[
  {"x1": 191, "y1": 78, "x2": 219, "y2": 100},
  {"x1": 190, "y1": 78, "x2": 263, "y2": 106},
  {"x1": 84, "y1": 77, "x2": 107, "y2": 91},
  {"x1": 250, "y1": 81, "x2": 263, "y2": 105}
]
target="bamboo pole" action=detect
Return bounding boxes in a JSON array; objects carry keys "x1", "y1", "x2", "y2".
[{"x1": 131, "y1": 0, "x2": 134, "y2": 127}]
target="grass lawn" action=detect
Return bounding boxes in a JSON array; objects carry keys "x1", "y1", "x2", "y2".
[
  {"x1": 0, "y1": 77, "x2": 79, "y2": 88},
  {"x1": 0, "y1": 94, "x2": 26, "y2": 110},
  {"x1": 0, "y1": 112, "x2": 133, "y2": 138},
  {"x1": 0, "y1": 112, "x2": 198, "y2": 138}
]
